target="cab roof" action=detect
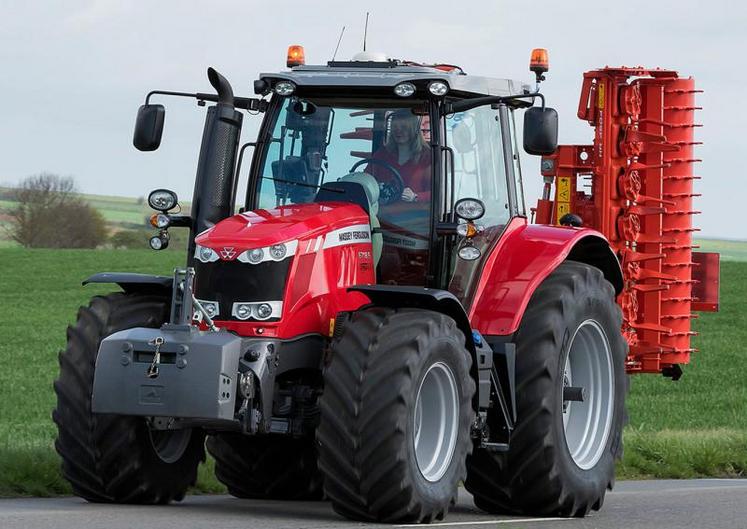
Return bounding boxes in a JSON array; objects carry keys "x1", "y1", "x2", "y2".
[{"x1": 258, "y1": 61, "x2": 530, "y2": 98}]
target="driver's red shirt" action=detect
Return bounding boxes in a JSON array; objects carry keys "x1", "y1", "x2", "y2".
[{"x1": 366, "y1": 147, "x2": 432, "y2": 202}]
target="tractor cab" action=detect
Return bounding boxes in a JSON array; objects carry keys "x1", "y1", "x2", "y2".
[{"x1": 238, "y1": 53, "x2": 554, "y2": 301}]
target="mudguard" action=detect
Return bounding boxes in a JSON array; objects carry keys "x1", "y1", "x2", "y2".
[
  {"x1": 469, "y1": 218, "x2": 623, "y2": 336},
  {"x1": 83, "y1": 272, "x2": 173, "y2": 294},
  {"x1": 350, "y1": 284, "x2": 475, "y2": 353}
]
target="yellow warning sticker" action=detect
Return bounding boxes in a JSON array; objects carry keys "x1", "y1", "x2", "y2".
[
  {"x1": 556, "y1": 176, "x2": 571, "y2": 224},
  {"x1": 597, "y1": 82, "x2": 605, "y2": 110},
  {"x1": 557, "y1": 177, "x2": 571, "y2": 202}
]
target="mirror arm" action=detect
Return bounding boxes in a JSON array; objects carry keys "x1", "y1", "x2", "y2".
[
  {"x1": 443, "y1": 92, "x2": 545, "y2": 115},
  {"x1": 145, "y1": 90, "x2": 197, "y2": 104},
  {"x1": 165, "y1": 214, "x2": 192, "y2": 228},
  {"x1": 144, "y1": 90, "x2": 267, "y2": 112},
  {"x1": 436, "y1": 221, "x2": 459, "y2": 236}
]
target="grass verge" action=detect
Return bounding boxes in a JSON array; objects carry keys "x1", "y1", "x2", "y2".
[{"x1": 619, "y1": 429, "x2": 747, "y2": 479}]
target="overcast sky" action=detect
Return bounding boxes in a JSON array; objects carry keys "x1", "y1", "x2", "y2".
[{"x1": 1, "y1": 0, "x2": 744, "y2": 238}]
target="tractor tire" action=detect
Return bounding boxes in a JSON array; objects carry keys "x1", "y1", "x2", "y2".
[
  {"x1": 53, "y1": 292, "x2": 205, "y2": 504},
  {"x1": 207, "y1": 433, "x2": 323, "y2": 500},
  {"x1": 465, "y1": 261, "x2": 628, "y2": 517},
  {"x1": 316, "y1": 307, "x2": 475, "y2": 523}
]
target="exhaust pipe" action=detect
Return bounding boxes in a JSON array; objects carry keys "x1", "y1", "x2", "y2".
[
  {"x1": 207, "y1": 67, "x2": 235, "y2": 105},
  {"x1": 188, "y1": 67, "x2": 243, "y2": 264}
]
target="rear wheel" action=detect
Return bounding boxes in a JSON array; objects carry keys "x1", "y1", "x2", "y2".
[
  {"x1": 465, "y1": 261, "x2": 627, "y2": 517},
  {"x1": 207, "y1": 433, "x2": 323, "y2": 500},
  {"x1": 316, "y1": 307, "x2": 475, "y2": 523},
  {"x1": 53, "y1": 292, "x2": 205, "y2": 503}
]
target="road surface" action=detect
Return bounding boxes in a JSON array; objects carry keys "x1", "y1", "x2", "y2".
[{"x1": 1, "y1": 479, "x2": 746, "y2": 528}]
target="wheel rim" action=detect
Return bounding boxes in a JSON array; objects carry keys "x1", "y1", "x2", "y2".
[
  {"x1": 413, "y1": 361, "x2": 459, "y2": 482},
  {"x1": 148, "y1": 427, "x2": 192, "y2": 464},
  {"x1": 562, "y1": 319, "x2": 615, "y2": 470}
]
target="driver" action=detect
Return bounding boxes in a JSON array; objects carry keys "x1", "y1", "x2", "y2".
[
  {"x1": 365, "y1": 109, "x2": 431, "y2": 202},
  {"x1": 363, "y1": 109, "x2": 432, "y2": 286}
]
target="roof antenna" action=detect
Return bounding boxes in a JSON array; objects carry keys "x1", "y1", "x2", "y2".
[
  {"x1": 332, "y1": 25, "x2": 345, "y2": 61},
  {"x1": 363, "y1": 12, "x2": 369, "y2": 51}
]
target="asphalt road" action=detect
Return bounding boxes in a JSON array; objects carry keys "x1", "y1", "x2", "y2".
[{"x1": 1, "y1": 479, "x2": 746, "y2": 529}]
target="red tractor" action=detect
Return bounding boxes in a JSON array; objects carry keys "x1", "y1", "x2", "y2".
[{"x1": 53, "y1": 47, "x2": 718, "y2": 523}]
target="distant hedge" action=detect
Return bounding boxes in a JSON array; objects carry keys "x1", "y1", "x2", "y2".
[{"x1": 3, "y1": 174, "x2": 108, "y2": 248}]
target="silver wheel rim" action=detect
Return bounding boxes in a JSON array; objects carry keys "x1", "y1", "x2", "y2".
[
  {"x1": 148, "y1": 427, "x2": 192, "y2": 464},
  {"x1": 413, "y1": 361, "x2": 459, "y2": 482},
  {"x1": 562, "y1": 319, "x2": 615, "y2": 470}
]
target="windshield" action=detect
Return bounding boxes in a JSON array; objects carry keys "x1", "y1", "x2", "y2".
[
  {"x1": 255, "y1": 98, "x2": 432, "y2": 208},
  {"x1": 253, "y1": 97, "x2": 435, "y2": 285}
]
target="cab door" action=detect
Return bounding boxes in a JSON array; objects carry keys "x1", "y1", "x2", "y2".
[{"x1": 442, "y1": 103, "x2": 520, "y2": 305}]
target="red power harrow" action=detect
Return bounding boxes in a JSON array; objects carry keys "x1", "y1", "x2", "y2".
[{"x1": 534, "y1": 67, "x2": 719, "y2": 376}]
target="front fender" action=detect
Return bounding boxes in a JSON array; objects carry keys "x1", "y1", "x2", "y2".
[
  {"x1": 468, "y1": 218, "x2": 622, "y2": 336},
  {"x1": 83, "y1": 272, "x2": 172, "y2": 295},
  {"x1": 349, "y1": 284, "x2": 475, "y2": 354}
]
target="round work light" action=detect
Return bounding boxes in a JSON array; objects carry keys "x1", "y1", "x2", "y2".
[
  {"x1": 428, "y1": 81, "x2": 449, "y2": 96},
  {"x1": 274, "y1": 81, "x2": 296, "y2": 96},
  {"x1": 454, "y1": 198, "x2": 486, "y2": 221},
  {"x1": 148, "y1": 189, "x2": 178, "y2": 212},
  {"x1": 394, "y1": 82, "x2": 416, "y2": 97}
]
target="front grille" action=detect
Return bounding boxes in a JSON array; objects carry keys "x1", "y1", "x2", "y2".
[{"x1": 193, "y1": 258, "x2": 292, "y2": 321}]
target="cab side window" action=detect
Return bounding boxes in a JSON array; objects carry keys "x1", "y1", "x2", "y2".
[{"x1": 445, "y1": 106, "x2": 510, "y2": 228}]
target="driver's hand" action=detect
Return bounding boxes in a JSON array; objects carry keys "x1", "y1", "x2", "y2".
[{"x1": 401, "y1": 187, "x2": 418, "y2": 202}]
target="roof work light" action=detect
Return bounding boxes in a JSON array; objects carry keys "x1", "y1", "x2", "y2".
[{"x1": 287, "y1": 45, "x2": 305, "y2": 67}]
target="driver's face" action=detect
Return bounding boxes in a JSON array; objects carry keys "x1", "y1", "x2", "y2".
[{"x1": 391, "y1": 118, "x2": 416, "y2": 145}]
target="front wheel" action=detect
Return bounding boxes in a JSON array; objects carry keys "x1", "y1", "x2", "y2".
[
  {"x1": 53, "y1": 292, "x2": 205, "y2": 503},
  {"x1": 465, "y1": 261, "x2": 628, "y2": 517},
  {"x1": 316, "y1": 308, "x2": 475, "y2": 523}
]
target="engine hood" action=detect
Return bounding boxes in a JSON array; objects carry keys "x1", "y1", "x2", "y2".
[{"x1": 195, "y1": 202, "x2": 370, "y2": 253}]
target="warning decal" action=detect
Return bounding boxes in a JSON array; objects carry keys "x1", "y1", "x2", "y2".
[{"x1": 556, "y1": 177, "x2": 571, "y2": 224}]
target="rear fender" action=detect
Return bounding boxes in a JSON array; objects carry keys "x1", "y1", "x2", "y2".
[{"x1": 469, "y1": 219, "x2": 622, "y2": 336}]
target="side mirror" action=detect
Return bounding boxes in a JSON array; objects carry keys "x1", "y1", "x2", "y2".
[
  {"x1": 523, "y1": 106, "x2": 558, "y2": 155},
  {"x1": 133, "y1": 104, "x2": 165, "y2": 151}
]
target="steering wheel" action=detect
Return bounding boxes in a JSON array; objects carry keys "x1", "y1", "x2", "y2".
[{"x1": 350, "y1": 158, "x2": 404, "y2": 206}]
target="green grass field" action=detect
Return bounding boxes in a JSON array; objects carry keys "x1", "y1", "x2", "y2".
[
  {"x1": 0, "y1": 246, "x2": 745, "y2": 496},
  {"x1": 697, "y1": 238, "x2": 747, "y2": 262}
]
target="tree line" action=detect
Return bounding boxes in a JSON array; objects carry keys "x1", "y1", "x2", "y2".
[
  {"x1": 0, "y1": 173, "x2": 170, "y2": 249},
  {"x1": 2, "y1": 174, "x2": 107, "y2": 248}
]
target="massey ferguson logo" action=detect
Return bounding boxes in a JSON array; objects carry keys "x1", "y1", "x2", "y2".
[{"x1": 220, "y1": 247, "x2": 236, "y2": 260}]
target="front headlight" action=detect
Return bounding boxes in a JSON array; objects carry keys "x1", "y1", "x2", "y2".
[
  {"x1": 195, "y1": 245, "x2": 219, "y2": 263},
  {"x1": 245, "y1": 248, "x2": 265, "y2": 264},
  {"x1": 232, "y1": 301, "x2": 283, "y2": 321},
  {"x1": 238, "y1": 240, "x2": 298, "y2": 265},
  {"x1": 269, "y1": 244, "x2": 287, "y2": 260}
]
